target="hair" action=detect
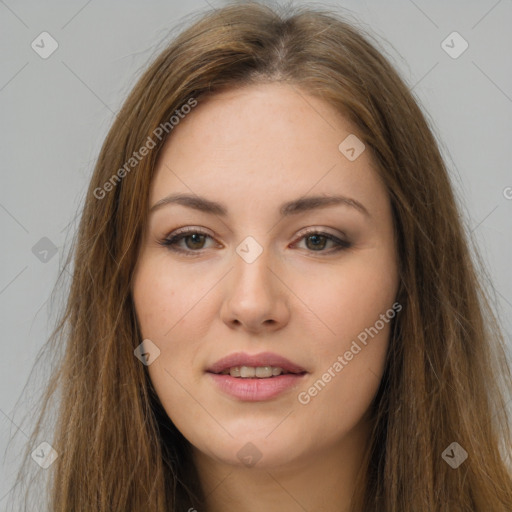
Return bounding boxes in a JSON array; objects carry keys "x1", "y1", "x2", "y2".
[{"x1": 8, "y1": 1, "x2": 512, "y2": 511}]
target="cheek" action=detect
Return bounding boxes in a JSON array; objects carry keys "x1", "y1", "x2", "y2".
[
  {"x1": 294, "y1": 281, "x2": 395, "y2": 444},
  {"x1": 292, "y1": 253, "x2": 398, "y2": 352},
  {"x1": 132, "y1": 258, "x2": 210, "y2": 340},
  {"x1": 290, "y1": 251, "x2": 397, "y2": 416},
  {"x1": 132, "y1": 262, "x2": 211, "y2": 433},
  {"x1": 296, "y1": 335, "x2": 388, "y2": 453},
  {"x1": 131, "y1": 258, "x2": 217, "y2": 390}
]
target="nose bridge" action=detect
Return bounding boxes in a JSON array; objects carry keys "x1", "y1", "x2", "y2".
[
  {"x1": 220, "y1": 234, "x2": 289, "y2": 331},
  {"x1": 232, "y1": 234, "x2": 275, "y2": 301}
]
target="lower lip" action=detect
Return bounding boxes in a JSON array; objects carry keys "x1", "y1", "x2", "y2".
[{"x1": 207, "y1": 372, "x2": 307, "y2": 401}]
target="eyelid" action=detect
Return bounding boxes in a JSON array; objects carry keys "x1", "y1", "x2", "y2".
[
  {"x1": 293, "y1": 226, "x2": 347, "y2": 242},
  {"x1": 170, "y1": 226, "x2": 213, "y2": 237},
  {"x1": 165, "y1": 225, "x2": 346, "y2": 241}
]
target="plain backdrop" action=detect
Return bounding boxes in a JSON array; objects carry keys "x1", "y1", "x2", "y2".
[{"x1": 1, "y1": 0, "x2": 511, "y2": 509}]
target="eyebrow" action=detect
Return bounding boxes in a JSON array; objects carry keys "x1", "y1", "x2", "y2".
[{"x1": 149, "y1": 193, "x2": 371, "y2": 218}]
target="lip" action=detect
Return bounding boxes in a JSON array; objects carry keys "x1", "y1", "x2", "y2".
[
  {"x1": 207, "y1": 372, "x2": 307, "y2": 401},
  {"x1": 206, "y1": 351, "x2": 306, "y2": 374},
  {"x1": 206, "y1": 351, "x2": 308, "y2": 402}
]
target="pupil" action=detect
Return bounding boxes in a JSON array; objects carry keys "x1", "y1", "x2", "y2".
[
  {"x1": 307, "y1": 234, "x2": 326, "y2": 250},
  {"x1": 187, "y1": 234, "x2": 204, "y2": 249}
]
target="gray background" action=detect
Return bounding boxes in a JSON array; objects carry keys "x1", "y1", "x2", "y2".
[{"x1": 1, "y1": 0, "x2": 511, "y2": 508}]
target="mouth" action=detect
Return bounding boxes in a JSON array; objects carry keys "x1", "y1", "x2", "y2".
[
  {"x1": 206, "y1": 351, "x2": 307, "y2": 377},
  {"x1": 214, "y1": 366, "x2": 304, "y2": 378},
  {"x1": 206, "y1": 352, "x2": 308, "y2": 401}
]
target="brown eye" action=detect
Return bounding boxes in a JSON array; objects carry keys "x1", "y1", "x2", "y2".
[
  {"x1": 295, "y1": 230, "x2": 351, "y2": 253},
  {"x1": 181, "y1": 233, "x2": 207, "y2": 250},
  {"x1": 304, "y1": 234, "x2": 329, "y2": 251},
  {"x1": 160, "y1": 229, "x2": 216, "y2": 255}
]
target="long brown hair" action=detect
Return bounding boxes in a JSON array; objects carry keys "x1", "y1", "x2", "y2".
[{"x1": 9, "y1": 2, "x2": 512, "y2": 510}]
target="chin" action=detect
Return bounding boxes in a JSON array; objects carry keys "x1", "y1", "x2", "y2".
[{"x1": 195, "y1": 432, "x2": 305, "y2": 470}]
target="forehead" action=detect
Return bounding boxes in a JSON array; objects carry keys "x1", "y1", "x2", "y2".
[
  {"x1": 150, "y1": 83, "x2": 386, "y2": 216},
  {"x1": 158, "y1": 82, "x2": 357, "y2": 160}
]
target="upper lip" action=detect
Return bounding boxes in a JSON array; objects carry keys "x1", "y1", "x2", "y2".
[{"x1": 207, "y1": 351, "x2": 307, "y2": 374}]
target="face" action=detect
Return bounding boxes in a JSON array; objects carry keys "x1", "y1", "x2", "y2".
[{"x1": 131, "y1": 83, "x2": 399, "y2": 470}]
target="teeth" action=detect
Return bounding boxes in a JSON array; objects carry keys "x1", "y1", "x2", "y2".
[
  {"x1": 229, "y1": 366, "x2": 241, "y2": 377},
  {"x1": 255, "y1": 366, "x2": 273, "y2": 378},
  {"x1": 219, "y1": 366, "x2": 286, "y2": 378},
  {"x1": 241, "y1": 366, "x2": 256, "y2": 378}
]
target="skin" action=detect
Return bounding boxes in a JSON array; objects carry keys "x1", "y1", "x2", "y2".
[{"x1": 131, "y1": 82, "x2": 399, "y2": 512}]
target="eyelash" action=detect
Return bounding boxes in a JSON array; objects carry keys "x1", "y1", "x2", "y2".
[{"x1": 158, "y1": 227, "x2": 351, "y2": 256}]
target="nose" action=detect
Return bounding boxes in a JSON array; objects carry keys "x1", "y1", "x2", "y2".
[{"x1": 220, "y1": 243, "x2": 291, "y2": 334}]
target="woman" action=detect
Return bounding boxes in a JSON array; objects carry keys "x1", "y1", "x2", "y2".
[{"x1": 11, "y1": 2, "x2": 512, "y2": 511}]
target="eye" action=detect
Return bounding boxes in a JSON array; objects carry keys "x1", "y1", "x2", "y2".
[
  {"x1": 158, "y1": 227, "x2": 351, "y2": 256},
  {"x1": 292, "y1": 228, "x2": 351, "y2": 253},
  {"x1": 158, "y1": 227, "x2": 216, "y2": 255}
]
